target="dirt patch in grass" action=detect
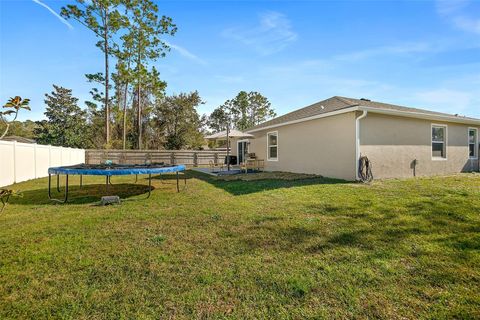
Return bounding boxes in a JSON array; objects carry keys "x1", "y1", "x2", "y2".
[{"x1": 215, "y1": 171, "x2": 323, "y2": 181}]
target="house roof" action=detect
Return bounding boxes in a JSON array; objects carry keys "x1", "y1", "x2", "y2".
[
  {"x1": 246, "y1": 96, "x2": 480, "y2": 132},
  {"x1": 1, "y1": 135, "x2": 36, "y2": 144}
]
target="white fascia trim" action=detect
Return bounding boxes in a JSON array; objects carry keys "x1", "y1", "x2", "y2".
[
  {"x1": 245, "y1": 106, "x2": 359, "y2": 133},
  {"x1": 358, "y1": 106, "x2": 480, "y2": 126}
]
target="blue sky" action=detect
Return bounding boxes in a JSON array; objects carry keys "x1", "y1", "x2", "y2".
[{"x1": 1, "y1": 0, "x2": 479, "y2": 122}]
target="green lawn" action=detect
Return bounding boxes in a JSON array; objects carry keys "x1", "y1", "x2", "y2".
[{"x1": 1, "y1": 172, "x2": 479, "y2": 319}]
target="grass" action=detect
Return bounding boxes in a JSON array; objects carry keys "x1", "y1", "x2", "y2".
[{"x1": 1, "y1": 171, "x2": 479, "y2": 319}]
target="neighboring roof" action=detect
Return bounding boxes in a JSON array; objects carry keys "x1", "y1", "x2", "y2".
[
  {"x1": 246, "y1": 96, "x2": 480, "y2": 132},
  {"x1": 1, "y1": 135, "x2": 36, "y2": 144}
]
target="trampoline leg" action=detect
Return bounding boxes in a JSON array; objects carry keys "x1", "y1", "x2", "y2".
[
  {"x1": 108, "y1": 176, "x2": 113, "y2": 186},
  {"x1": 80, "y1": 175, "x2": 83, "y2": 189},
  {"x1": 176, "y1": 171, "x2": 179, "y2": 192},
  {"x1": 48, "y1": 174, "x2": 52, "y2": 199},
  {"x1": 64, "y1": 175, "x2": 69, "y2": 203},
  {"x1": 56, "y1": 174, "x2": 60, "y2": 192},
  {"x1": 184, "y1": 171, "x2": 187, "y2": 186},
  {"x1": 135, "y1": 174, "x2": 138, "y2": 183},
  {"x1": 106, "y1": 176, "x2": 109, "y2": 193},
  {"x1": 146, "y1": 173, "x2": 152, "y2": 199},
  {"x1": 48, "y1": 174, "x2": 69, "y2": 203}
]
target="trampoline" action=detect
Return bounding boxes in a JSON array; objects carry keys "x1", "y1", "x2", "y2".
[{"x1": 48, "y1": 163, "x2": 186, "y2": 203}]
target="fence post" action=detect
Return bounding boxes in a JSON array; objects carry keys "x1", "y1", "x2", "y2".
[
  {"x1": 33, "y1": 143, "x2": 37, "y2": 178},
  {"x1": 193, "y1": 152, "x2": 198, "y2": 167},
  {"x1": 12, "y1": 141, "x2": 17, "y2": 184},
  {"x1": 170, "y1": 152, "x2": 175, "y2": 165},
  {"x1": 146, "y1": 152, "x2": 152, "y2": 164}
]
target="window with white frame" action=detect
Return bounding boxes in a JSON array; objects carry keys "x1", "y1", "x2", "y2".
[
  {"x1": 432, "y1": 125, "x2": 447, "y2": 159},
  {"x1": 469, "y1": 128, "x2": 478, "y2": 159},
  {"x1": 267, "y1": 132, "x2": 278, "y2": 160}
]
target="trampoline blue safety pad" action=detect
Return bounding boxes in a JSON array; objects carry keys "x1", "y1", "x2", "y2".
[{"x1": 48, "y1": 164, "x2": 186, "y2": 176}]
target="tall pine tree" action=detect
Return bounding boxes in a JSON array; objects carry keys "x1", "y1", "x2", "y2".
[
  {"x1": 61, "y1": 0, "x2": 128, "y2": 146},
  {"x1": 121, "y1": 0, "x2": 176, "y2": 149},
  {"x1": 208, "y1": 91, "x2": 276, "y2": 131}
]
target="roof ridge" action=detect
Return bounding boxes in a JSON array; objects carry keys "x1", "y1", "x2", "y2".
[
  {"x1": 333, "y1": 96, "x2": 357, "y2": 106},
  {"x1": 260, "y1": 96, "x2": 337, "y2": 121},
  {"x1": 245, "y1": 96, "x2": 350, "y2": 131},
  {"x1": 345, "y1": 97, "x2": 474, "y2": 119}
]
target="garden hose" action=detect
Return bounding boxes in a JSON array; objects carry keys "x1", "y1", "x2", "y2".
[{"x1": 358, "y1": 156, "x2": 373, "y2": 183}]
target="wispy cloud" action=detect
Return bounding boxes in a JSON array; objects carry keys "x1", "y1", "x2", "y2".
[
  {"x1": 436, "y1": 0, "x2": 469, "y2": 15},
  {"x1": 332, "y1": 39, "x2": 480, "y2": 68},
  {"x1": 414, "y1": 88, "x2": 475, "y2": 114},
  {"x1": 436, "y1": 0, "x2": 480, "y2": 34},
  {"x1": 452, "y1": 16, "x2": 480, "y2": 34},
  {"x1": 32, "y1": 0, "x2": 73, "y2": 30},
  {"x1": 165, "y1": 41, "x2": 206, "y2": 65},
  {"x1": 214, "y1": 75, "x2": 244, "y2": 84},
  {"x1": 254, "y1": 53, "x2": 480, "y2": 118},
  {"x1": 334, "y1": 42, "x2": 435, "y2": 62},
  {"x1": 222, "y1": 11, "x2": 297, "y2": 55},
  {"x1": 257, "y1": 58, "x2": 393, "y2": 100}
]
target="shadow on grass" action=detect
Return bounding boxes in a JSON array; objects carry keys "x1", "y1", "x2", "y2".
[
  {"x1": 9, "y1": 183, "x2": 154, "y2": 205},
  {"x1": 242, "y1": 224, "x2": 320, "y2": 252},
  {"x1": 234, "y1": 195, "x2": 478, "y2": 258},
  {"x1": 149, "y1": 172, "x2": 194, "y2": 181},
  {"x1": 189, "y1": 170, "x2": 350, "y2": 196}
]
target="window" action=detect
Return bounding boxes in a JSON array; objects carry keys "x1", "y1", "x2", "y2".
[
  {"x1": 267, "y1": 131, "x2": 278, "y2": 160},
  {"x1": 469, "y1": 128, "x2": 478, "y2": 159},
  {"x1": 432, "y1": 125, "x2": 447, "y2": 159}
]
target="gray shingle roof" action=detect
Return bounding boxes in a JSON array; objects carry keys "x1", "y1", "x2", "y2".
[
  {"x1": 1, "y1": 135, "x2": 36, "y2": 144},
  {"x1": 247, "y1": 96, "x2": 479, "y2": 131}
]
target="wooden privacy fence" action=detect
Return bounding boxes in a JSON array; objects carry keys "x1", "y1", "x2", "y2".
[{"x1": 85, "y1": 149, "x2": 228, "y2": 167}]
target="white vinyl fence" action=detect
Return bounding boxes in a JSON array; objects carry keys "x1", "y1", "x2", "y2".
[{"x1": 0, "y1": 140, "x2": 85, "y2": 187}]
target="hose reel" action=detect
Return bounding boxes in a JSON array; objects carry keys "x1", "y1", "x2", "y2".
[{"x1": 358, "y1": 156, "x2": 373, "y2": 183}]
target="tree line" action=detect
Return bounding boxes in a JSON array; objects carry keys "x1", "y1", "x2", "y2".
[
  {"x1": 1, "y1": 0, "x2": 276, "y2": 149},
  {"x1": 1, "y1": 85, "x2": 276, "y2": 150}
]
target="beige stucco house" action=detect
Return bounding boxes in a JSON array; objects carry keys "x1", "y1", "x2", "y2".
[{"x1": 230, "y1": 96, "x2": 480, "y2": 180}]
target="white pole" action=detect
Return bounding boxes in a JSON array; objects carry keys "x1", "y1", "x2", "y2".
[
  {"x1": 226, "y1": 124, "x2": 230, "y2": 171},
  {"x1": 33, "y1": 143, "x2": 37, "y2": 178},
  {"x1": 355, "y1": 110, "x2": 368, "y2": 180}
]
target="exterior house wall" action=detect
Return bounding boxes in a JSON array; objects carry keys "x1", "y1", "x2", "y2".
[
  {"x1": 246, "y1": 112, "x2": 357, "y2": 180},
  {"x1": 360, "y1": 113, "x2": 479, "y2": 179}
]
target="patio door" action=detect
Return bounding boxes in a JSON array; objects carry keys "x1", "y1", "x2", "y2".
[{"x1": 237, "y1": 140, "x2": 248, "y2": 164}]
